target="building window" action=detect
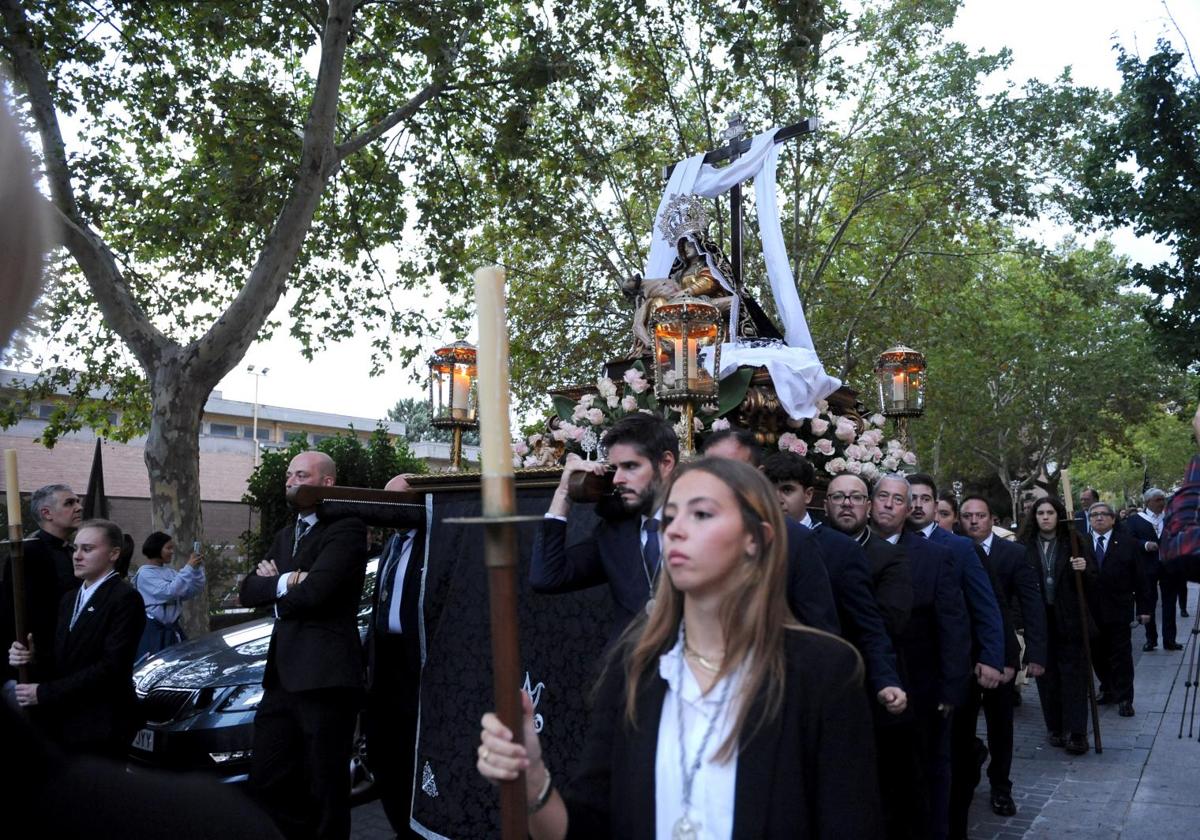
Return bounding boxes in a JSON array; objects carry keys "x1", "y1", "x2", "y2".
[
  {"x1": 284, "y1": 430, "x2": 307, "y2": 443},
  {"x1": 310, "y1": 434, "x2": 332, "y2": 444},
  {"x1": 209, "y1": 423, "x2": 239, "y2": 438},
  {"x1": 38, "y1": 404, "x2": 56, "y2": 420},
  {"x1": 242, "y1": 426, "x2": 271, "y2": 441}
]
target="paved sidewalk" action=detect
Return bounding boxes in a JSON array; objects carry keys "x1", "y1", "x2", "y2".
[
  {"x1": 353, "y1": 584, "x2": 1200, "y2": 839},
  {"x1": 966, "y1": 582, "x2": 1200, "y2": 840}
]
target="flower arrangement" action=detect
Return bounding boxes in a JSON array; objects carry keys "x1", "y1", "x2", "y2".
[{"x1": 777, "y1": 404, "x2": 917, "y2": 479}]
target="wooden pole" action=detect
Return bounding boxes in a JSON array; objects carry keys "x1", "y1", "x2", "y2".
[
  {"x1": 474, "y1": 266, "x2": 528, "y2": 840},
  {"x1": 5, "y1": 449, "x2": 29, "y2": 684},
  {"x1": 1061, "y1": 469, "x2": 1102, "y2": 753}
]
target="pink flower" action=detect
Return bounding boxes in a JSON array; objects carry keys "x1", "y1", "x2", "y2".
[
  {"x1": 623, "y1": 368, "x2": 650, "y2": 394},
  {"x1": 779, "y1": 432, "x2": 798, "y2": 450},
  {"x1": 790, "y1": 438, "x2": 809, "y2": 456},
  {"x1": 809, "y1": 417, "x2": 830, "y2": 436},
  {"x1": 711, "y1": 418, "x2": 731, "y2": 432},
  {"x1": 571, "y1": 403, "x2": 587, "y2": 421},
  {"x1": 512, "y1": 440, "x2": 530, "y2": 457},
  {"x1": 846, "y1": 444, "x2": 866, "y2": 461},
  {"x1": 825, "y1": 457, "x2": 847, "y2": 475},
  {"x1": 586, "y1": 407, "x2": 606, "y2": 425},
  {"x1": 834, "y1": 417, "x2": 857, "y2": 443},
  {"x1": 845, "y1": 460, "x2": 863, "y2": 475},
  {"x1": 860, "y1": 462, "x2": 879, "y2": 481},
  {"x1": 887, "y1": 439, "x2": 903, "y2": 452},
  {"x1": 902, "y1": 451, "x2": 917, "y2": 466},
  {"x1": 869, "y1": 413, "x2": 886, "y2": 428},
  {"x1": 621, "y1": 395, "x2": 638, "y2": 412},
  {"x1": 882, "y1": 455, "x2": 899, "y2": 471},
  {"x1": 814, "y1": 438, "x2": 835, "y2": 457},
  {"x1": 579, "y1": 393, "x2": 596, "y2": 408}
]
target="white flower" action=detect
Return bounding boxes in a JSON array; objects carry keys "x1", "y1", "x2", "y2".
[
  {"x1": 596, "y1": 377, "x2": 618, "y2": 398},
  {"x1": 711, "y1": 418, "x2": 731, "y2": 432},
  {"x1": 882, "y1": 455, "x2": 899, "y2": 471},
  {"x1": 571, "y1": 403, "x2": 587, "y2": 422},
  {"x1": 580, "y1": 393, "x2": 596, "y2": 408},
  {"x1": 869, "y1": 413, "x2": 886, "y2": 428},
  {"x1": 846, "y1": 444, "x2": 866, "y2": 461},
  {"x1": 512, "y1": 440, "x2": 530, "y2": 457},
  {"x1": 860, "y1": 462, "x2": 879, "y2": 481},
  {"x1": 809, "y1": 417, "x2": 830, "y2": 436},
  {"x1": 523, "y1": 455, "x2": 541, "y2": 468},
  {"x1": 621, "y1": 395, "x2": 638, "y2": 412},
  {"x1": 814, "y1": 438, "x2": 835, "y2": 456},
  {"x1": 845, "y1": 459, "x2": 863, "y2": 475},
  {"x1": 825, "y1": 457, "x2": 847, "y2": 475},
  {"x1": 817, "y1": 399, "x2": 830, "y2": 412},
  {"x1": 887, "y1": 439, "x2": 903, "y2": 452},
  {"x1": 662, "y1": 370, "x2": 678, "y2": 386},
  {"x1": 902, "y1": 451, "x2": 917, "y2": 466},
  {"x1": 586, "y1": 407, "x2": 606, "y2": 425},
  {"x1": 512, "y1": 455, "x2": 523, "y2": 468},
  {"x1": 606, "y1": 395, "x2": 619, "y2": 408}
]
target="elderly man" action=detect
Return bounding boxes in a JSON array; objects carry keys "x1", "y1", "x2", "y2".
[
  {"x1": 239, "y1": 451, "x2": 369, "y2": 840},
  {"x1": 2, "y1": 485, "x2": 83, "y2": 687},
  {"x1": 1086, "y1": 501, "x2": 1151, "y2": 716},
  {"x1": 1128, "y1": 487, "x2": 1179, "y2": 650},
  {"x1": 870, "y1": 474, "x2": 970, "y2": 840}
]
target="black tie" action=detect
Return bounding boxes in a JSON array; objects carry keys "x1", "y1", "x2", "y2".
[
  {"x1": 1095, "y1": 535, "x2": 1106, "y2": 568},
  {"x1": 293, "y1": 517, "x2": 312, "y2": 557},
  {"x1": 643, "y1": 519, "x2": 661, "y2": 576}
]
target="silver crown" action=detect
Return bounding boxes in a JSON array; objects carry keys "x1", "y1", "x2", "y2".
[{"x1": 657, "y1": 193, "x2": 710, "y2": 243}]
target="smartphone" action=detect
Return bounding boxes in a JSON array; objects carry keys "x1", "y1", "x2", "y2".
[{"x1": 192, "y1": 540, "x2": 202, "y2": 554}]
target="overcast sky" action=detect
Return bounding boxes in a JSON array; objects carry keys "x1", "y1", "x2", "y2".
[{"x1": 208, "y1": 1, "x2": 1198, "y2": 421}]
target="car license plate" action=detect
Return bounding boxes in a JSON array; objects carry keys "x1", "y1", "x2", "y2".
[{"x1": 131, "y1": 728, "x2": 155, "y2": 752}]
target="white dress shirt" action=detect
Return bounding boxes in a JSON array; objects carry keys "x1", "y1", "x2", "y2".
[
  {"x1": 71, "y1": 570, "x2": 118, "y2": 629},
  {"x1": 383, "y1": 530, "x2": 417, "y2": 634},
  {"x1": 978, "y1": 533, "x2": 994, "y2": 556},
  {"x1": 654, "y1": 634, "x2": 740, "y2": 839}
]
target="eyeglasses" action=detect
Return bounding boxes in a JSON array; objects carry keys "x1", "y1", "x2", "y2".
[
  {"x1": 828, "y1": 492, "x2": 869, "y2": 505},
  {"x1": 1088, "y1": 511, "x2": 1113, "y2": 519}
]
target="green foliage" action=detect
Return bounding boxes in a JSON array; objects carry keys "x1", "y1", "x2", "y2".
[
  {"x1": 240, "y1": 425, "x2": 426, "y2": 562},
  {"x1": 1078, "y1": 41, "x2": 1200, "y2": 367}
]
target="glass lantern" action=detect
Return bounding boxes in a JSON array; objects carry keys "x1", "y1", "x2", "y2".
[
  {"x1": 428, "y1": 340, "x2": 478, "y2": 470},
  {"x1": 650, "y1": 295, "x2": 722, "y2": 456},
  {"x1": 874, "y1": 344, "x2": 926, "y2": 418}
]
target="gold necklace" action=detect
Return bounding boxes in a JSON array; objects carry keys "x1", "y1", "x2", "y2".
[{"x1": 684, "y1": 642, "x2": 724, "y2": 673}]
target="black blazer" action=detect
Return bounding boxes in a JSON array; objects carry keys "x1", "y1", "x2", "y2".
[
  {"x1": 859, "y1": 532, "x2": 913, "y2": 639},
  {"x1": 366, "y1": 527, "x2": 426, "y2": 693},
  {"x1": 533, "y1": 515, "x2": 843, "y2": 637},
  {"x1": 37, "y1": 575, "x2": 145, "y2": 753},
  {"x1": 1022, "y1": 536, "x2": 1099, "y2": 640},
  {"x1": 1089, "y1": 529, "x2": 1152, "y2": 624},
  {"x1": 2, "y1": 529, "x2": 78, "y2": 683},
  {"x1": 981, "y1": 538, "x2": 1047, "y2": 670},
  {"x1": 896, "y1": 531, "x2": 971, "y2": 712},
  {"x1": 808, "y1": 523, "x2": 901, "y2": 692},
  {"x1": 563, "y1": 629, "x2": 883, "y2": 839},
  {"x1": 240, "y1": 516, "x2": 369, "y2": 692},
  {"x1": 1125, "y1": 515, "x2": 1161, "y2": 578}
]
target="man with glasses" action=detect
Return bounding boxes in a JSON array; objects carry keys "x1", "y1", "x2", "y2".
[
  {"x1": 870, "y1": 474, "x2": 970, "y2": 840},
  {"x1": 1086, "y1": 502, "x2": 1151, "y2": 716},
  {"x1": 950, "y1": 496, "x2": 1046, "y2": 833},
  {"x1": 824, "y1": 472, "x2": 917, "y2": 839}
]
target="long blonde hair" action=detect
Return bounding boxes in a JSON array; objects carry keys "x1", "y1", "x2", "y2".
[{"x1": 621, "y1": 457, "x2": 793, "y2": 761}]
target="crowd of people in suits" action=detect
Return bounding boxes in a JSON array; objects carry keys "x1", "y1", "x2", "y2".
[{"x1": 477, "y1": 409, "x2": 1200, "y2": 840}]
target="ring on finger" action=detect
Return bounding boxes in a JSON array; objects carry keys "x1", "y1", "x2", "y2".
[{"x1": 481, "y1": 746, "x2": 490, "y2": 761}]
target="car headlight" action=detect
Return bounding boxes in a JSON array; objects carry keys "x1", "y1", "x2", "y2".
[{"x1": 216, "y1": 684, "x2": 264, "y2": 713}]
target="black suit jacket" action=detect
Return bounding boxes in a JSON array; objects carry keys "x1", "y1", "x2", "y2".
[
  {"x1": 1, "y1": 529, "x2": 79, "y2": 683},
  {"x1": 240, "y1": 516, "x2": 369, "y2": 693},
  {"x1": 808, "y1": 522, "x2": 901, "y2": 693},
  {"x1": 896, "y1": 531, "x2": 971, "y2": 712},
  {"x1": 859, "y1": 531, "x2": 913, "y2": 639},
  {"x1": 563, "y1": 629, "x2": 882, "y2": 839},
  {"x1": 366, "y1": 527, "x2": 425, "y2": 695},
  {"x1": 1089, "y1": 530, "x2": 1152, "y2": 624},
  {"x1": 37, "y1": 575, "x2": 144, "y2": 752},
  {"x1": 980, "y1": 538, "x2": 1047, "y2": 670},
  {"x1": 1022, "y1": 537, "x2": 1099, "y2": 640},
  {"x1": 533, "y1": 515, "x2": 843, "y2": 637},
  {"x1": 1125, "y1": 515, "x2": 1161, "y2": 578}
]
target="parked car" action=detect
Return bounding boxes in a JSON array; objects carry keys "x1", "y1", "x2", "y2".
[{"x1": 128, "y1": 556, "x2": 379, "y2": 800}]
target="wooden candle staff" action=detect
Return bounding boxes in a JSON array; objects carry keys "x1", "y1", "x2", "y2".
[{"x1": 5, "y1": 449, "x2": 30, "y2": 684}]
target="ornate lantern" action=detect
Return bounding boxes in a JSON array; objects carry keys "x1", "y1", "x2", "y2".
[
  {"x1": 874, "y1": 344, "x2": 926, "y2": 449},
  {"x1": 428, "y1": 339, "x2": 478, "y2": 470},
  {"x1": 651, "y1": 294, "x2": 722, "y2": 457}
]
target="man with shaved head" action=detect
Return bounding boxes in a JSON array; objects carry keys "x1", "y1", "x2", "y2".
[{"x1": 240, "y1": 450, "x2": 369, "y2": 840}]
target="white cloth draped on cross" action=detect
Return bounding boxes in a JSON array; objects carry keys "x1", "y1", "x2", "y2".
[{"x1": 645, "y1": 126, "x2": 841, "y2": 420}]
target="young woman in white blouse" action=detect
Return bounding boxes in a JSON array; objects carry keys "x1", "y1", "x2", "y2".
[{"x1": 477, "y1": 457, "x2": 882, "y2": 839}]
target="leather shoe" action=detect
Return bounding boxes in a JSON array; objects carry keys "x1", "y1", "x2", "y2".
[
  {"x1": 1048, "y1": 732, "x2": 1065, "y2": 748},
  {"x1": 1118, "y1": 701, "x2": 1135, "y2": 717},
  {"x1": 1182, "y1": 609, "x2": 1190, "y2": 617},
  {"x1": 1165, "y1": 642, "x2": 1183, "y2": 651},
  {"x1": 1065, "y1": 734, "x2": 1089, "y2": 755},
  {"x1": 1143, "y1": 642, "x2": 1158, "y2": 651},
  {"x1": 990, "y1": 791, "x2": 1017, "y2": 817}
]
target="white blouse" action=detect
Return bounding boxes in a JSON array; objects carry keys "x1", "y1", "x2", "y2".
[{"x1": 654, "y1": 634, "x2": 742, "y2": 839}]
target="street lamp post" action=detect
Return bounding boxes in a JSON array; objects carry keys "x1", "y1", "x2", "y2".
[{"x1": 247, "y1": 365, "x2": 269, "y2": 466}]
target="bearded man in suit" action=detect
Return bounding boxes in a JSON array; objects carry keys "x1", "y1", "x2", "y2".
[{"x1": 240, "y1": 451, "x2": 369, "y2": 840}]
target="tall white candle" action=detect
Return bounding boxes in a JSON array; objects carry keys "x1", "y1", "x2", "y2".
[
  {"x1": 5, "y1": 449, "x2": 20, "y2": 527},
  {"x1": 451, "y1": 366, "x2": 470, "y2": 419},
  {"x1": 474, "y1": 266, "x2": 514, "y2": 490},
  {"x1": 891, "y1": 371, "x2": 905, "y2": 403}
]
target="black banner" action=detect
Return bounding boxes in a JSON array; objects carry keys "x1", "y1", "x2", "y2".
[{"x1": 412, "y1": 488, "x2": 613, "y2": 839}]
